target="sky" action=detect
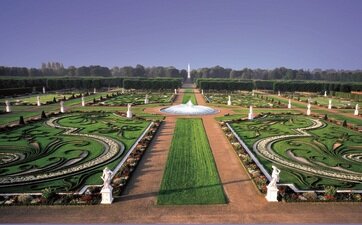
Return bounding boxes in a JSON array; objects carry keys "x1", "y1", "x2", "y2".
[{"x1": 0, "y1": 0, "x2": 362, "y2": 70}]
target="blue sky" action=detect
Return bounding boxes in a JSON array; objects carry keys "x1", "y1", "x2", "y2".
[{"x1": 0, "y1": 0, "x2": 362, "y2": 70}]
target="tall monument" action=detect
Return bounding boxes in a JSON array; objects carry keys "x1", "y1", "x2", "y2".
[{"x1": 187, "y1": 64, "x2": 191, "y2": 79}]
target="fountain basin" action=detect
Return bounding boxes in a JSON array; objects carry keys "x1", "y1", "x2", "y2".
[{"x1": 160, "y1": 100, "x2": 218, "y2": 116}]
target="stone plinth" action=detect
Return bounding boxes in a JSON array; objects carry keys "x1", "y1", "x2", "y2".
[{"x1": 101, "y1": 187, "x2": 113, "y2": 204}]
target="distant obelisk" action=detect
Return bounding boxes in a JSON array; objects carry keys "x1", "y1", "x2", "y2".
[{"x1": 187, "y1": 64, "x2": 191, "y2": 79}]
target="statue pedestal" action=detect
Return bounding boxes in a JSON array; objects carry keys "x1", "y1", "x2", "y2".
[
  {"x1": 227, "y1": 100, "x2": 231, "y2": 106},
  {"x1": 127, "y1": 110, "x2": 132, "y2": 118},
  {"x1": 307, "y1": 109, "x2": 311, "y2": 116},
  {"x1": 144, "y1": 99, "x2": 149, "y2": 104},
  {"x1": 265, "y1": 185, "x2": 278, "y2": 202},
  {"x1": 354, "y1": 110, "x2": 359, "y2": 116},
  {"x1": 101, "y1": 187, "x2": 113, "y2": 204}
]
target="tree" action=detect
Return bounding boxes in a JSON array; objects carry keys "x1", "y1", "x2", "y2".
[
  {"x1": 41, "y1": 111, "x2": 47, "y2": 119},
  {"x1": 19, "y1": 116, "x2": 25, "y2": 125}
]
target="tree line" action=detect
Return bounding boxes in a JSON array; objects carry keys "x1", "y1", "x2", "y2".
[
  {"x1": 196, "y1": 78, "x2": 362, "y2": 93},
  {"x1": 0, "y1": 77, "x2": 182, "y2": 96},
  {"x1": 0, "y1": 64, "x2": 187, "y2": 80},
  {"x1": 1, "y1": 64, "x2": 362, "y2": 82}
]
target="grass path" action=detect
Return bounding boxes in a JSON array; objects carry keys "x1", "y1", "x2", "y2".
[
  {"x1": 182, "y1": 88, "x2": 197, "y2": 104},
  {"x1": 158, "y1": 118, "x2": 226, "y2": 205}
]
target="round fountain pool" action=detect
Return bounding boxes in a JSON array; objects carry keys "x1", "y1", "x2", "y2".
[{"x1": 160, "y1": 100, "x2": 218, "y2": 116}]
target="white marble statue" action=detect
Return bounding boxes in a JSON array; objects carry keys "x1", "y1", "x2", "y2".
[
  {"x1": 42, "y1": 86, "x2": 46, "y2": 94},
  {"x1": 354, "y1": 104, "x2": 359, "y2": 116},
  {"x1": 265, "y1": 165, "x2": 281, "y2": 202},
  {"x1": 328, "y1": 99, "x2": 332, "y2": 109},
  {"x1": 201, "y1": 89, "x2": 204, "y2": 95},
  {"x1": 252, "y1": 90, "x2": 255, "y2": 96},
  {"x1": 126, "y1": 103, "x2": 132, "y2": 118},
  {"x1": 93, "y1": 88, "x2": 96, "y2": 94},
  {"x1": 81, "y1": 95, "x2": 85, "y2": 107},
  {"x1": 37, "y1": 96, "x2": 41, "y2": 106},
  {"x1": 288, "y1": 99, "x2": 292, "y2": 109},
  {"x1": 60, "y1": 101, "x2": 65, "y2": 113},
  {"x1": 324, "y1": 91, "x2": 327, "y2": 97},
  {"x1": 278, "y1": 91, "x2": 281, "y2": 96},
  {"x1": 174, "y1": 89, "x2": 177, "y2": 94},
  {"x1": 307, "y1": 103, "x2": 311, "y2": 116},
  {"x1": 101, "y1": 167, "x2": 114, "y2": 204},
  {"x1": 248, "y1": 105, "x2": 253, "y2": 120},
  {"x1": 5, "y1": 100, "x2": 11, "y2": 113},
  {"x1": 144, "y1": 94, "x2": 149, "y2": 104},
  {"x1": 227, "y1": 95, "x2": 232, "y2": 106},
  {"x1": 101, "y1": 167, "x2": 113, "y2": 189}
]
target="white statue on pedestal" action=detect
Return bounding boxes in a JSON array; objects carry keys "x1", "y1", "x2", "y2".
[
  {"x1": 93, "y1": 88, "x2": 96, "y2": 94},
  {"x1": 288, "y1": 99, "x2": 292, "y2": 109},
  {"x1": 252, "y1": 90, "x2": 255, "y2": 96},
  {"x1": 81, "y1": 95, "x2": 85, "y2": 107},
  {"x1": 354, "y1": 104, "x2": 359, "y2": 116},
  {"x1": 42, "y1": 86, "x2": 46, "y2": 94},
  {"x1": 5, "y1": 100, "x2": 11, "y2": 113},
  {"x1": 60, "y1": 101, "x2": 65, "y2": 113},
  {"x1": 37, "y1": 96, "x2": 41, "y2": 106},
  {"x1": 126, "y1": 103, "x2": 132, "y2": 118},
  {"x1": 328, "y1": 99, "x2": 332, "y2": 109},
  {"x1": 227, "y1": 95, "x2": 231, "y2": 106},
  {"x1": 101, "y1": 167, "x2": 114, "y2": 204},
  {"x1": 248, "y1": 105, "x2": 253, "y2": 120},
  {"x1": 201, "y1": 89, "x2": 204, "y2": 95},
  {"x1": 265, "y1": 165, "x2": 281, "y2": 202},
  {"x1": 144, "y1": 94, "x2": 149, "y2": 104},
  {"x1": 278, "y1": 91, "x2": 281, "y2": 96},
  {"x1": 174, "y1": 89, "x2": 177, "y2": 94},
  {"x1": 324, "y1": 91, "x2": 327, "y2": 97},
  {"x1": 307, "y1": 103, "x2": 311, "y2": 116}
]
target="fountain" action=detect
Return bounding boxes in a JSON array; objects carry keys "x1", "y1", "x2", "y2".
[{"x1": 160, "y1": 100, "x2": 218, "y2": 116}]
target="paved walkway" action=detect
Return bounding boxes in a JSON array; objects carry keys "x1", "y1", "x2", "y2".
[{"x1": 1, "y1": 88, "x2": 362, "y2": 223}]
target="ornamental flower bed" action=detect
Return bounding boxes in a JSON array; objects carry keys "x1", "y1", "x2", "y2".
[{"x1": 220, "y1": 115, "x2": 362, "y2": 202}]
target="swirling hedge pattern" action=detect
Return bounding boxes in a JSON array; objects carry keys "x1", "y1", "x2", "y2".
[
  {"x1": 0, "y1": 112, "x2": 149, "y2": 193},
  {"x1": 230, "y1": 114, "x2": 362, "y2": 190}
]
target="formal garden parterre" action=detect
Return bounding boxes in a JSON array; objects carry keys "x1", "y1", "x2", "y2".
[
  {"x1": 0, "y1": 112, "x2": 152, "y2": 195},
  {"x1": 220, "y1": 113, "x2": 362, "y2": 201}
]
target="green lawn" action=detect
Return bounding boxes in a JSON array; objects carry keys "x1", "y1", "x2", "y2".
[
  {"x1": 182, "y1": 89, "x2": 197, "y2": 104},
  {"x1": 158, "y1": 118, "x2": 226, "y2": 205}
]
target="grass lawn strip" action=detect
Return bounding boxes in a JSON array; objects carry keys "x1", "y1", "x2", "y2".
[{"x1": 158, "y1": 118, "x2": 226, "y2": 205}]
